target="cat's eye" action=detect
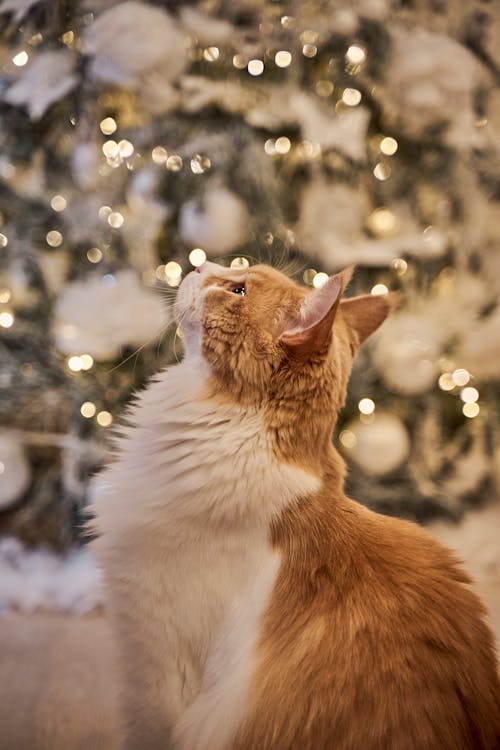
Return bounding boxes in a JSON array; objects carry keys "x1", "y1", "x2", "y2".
[{"x1": 232, "y1": 285, "x2": 246, "y2": 296}]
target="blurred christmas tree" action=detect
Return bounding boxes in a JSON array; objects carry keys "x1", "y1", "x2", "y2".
[{"x1": 0, "y1": 0, "x2": 499, "y2": 547}]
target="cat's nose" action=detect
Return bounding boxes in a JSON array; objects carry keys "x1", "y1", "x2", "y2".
[{"x1": 195, "y1": 261, "x2": 221, "y2": 275}]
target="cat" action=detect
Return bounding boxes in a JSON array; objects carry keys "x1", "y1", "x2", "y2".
[{"x1": 92, "y1": 260, "x2": 500, "y2": 750}]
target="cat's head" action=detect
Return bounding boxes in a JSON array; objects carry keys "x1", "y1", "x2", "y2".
[{"x1": 176, "y1": 261, "x2": 398, "y2": 414}]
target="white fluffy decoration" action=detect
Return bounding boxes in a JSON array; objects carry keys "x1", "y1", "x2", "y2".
[
  {"x1": 0, "y1": 432, "x2": 30, "y2": 511},
  {"x1": 179, "y1": 185, "x2": 249, "y2": 255},
  {"x1": 457, "y1": 307, "x2": 500, "y2": 382},
  {"x1": 344, "y1": 413, "x2": 410, "y2": 477},
  {"x1": 53, "y1": 270, "x2": 169, "y2": 360},
  {"x1": 71, "y1": 141, "x2": 103, "y2": 191},
  {"x1": 296, "y1": 179, "x2": 447, "y2": 270},
  {"x1": 3, "y1": 50, "x2": 78, "y2": 121},
  {"x1": 0, "y1": 537, "x2": 102, "y2": 616},
  {"x1": 84, "y1": 1, "x2": 188, "y2": 93},
  {"x1": 385, "y1": 29, "x2": 482, "y2": 148}
]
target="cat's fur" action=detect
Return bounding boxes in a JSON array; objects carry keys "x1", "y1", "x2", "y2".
[{"x1": 93, "y1": 261, "x2": 500, "y2": 749}]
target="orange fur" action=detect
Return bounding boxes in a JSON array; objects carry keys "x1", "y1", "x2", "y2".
[{"x1": 195, "y1": 263, "x2": 500, "y2": 749}]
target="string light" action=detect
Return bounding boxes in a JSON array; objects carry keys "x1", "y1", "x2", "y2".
[
  {"x1": 463, "y1": 403, "x2": 480, "y2": 418},
  {"x1": 339, "y1": 430, "x2": 357, "y2": 449},
  {"x1": 0, "y1": 311, "x2": 14, "y2": 328},
  {"x1": 275, "y1": 51, "x2": 292, "y2": 67},
  {"x1": 98, "y1": 205, "x2": 112, "y2": 220},
  {"x1": 371, "y1": 284, "x2": 389, "y2": 295},
  {"x1": 358, "y1": 398, "x2": 375, "y2": 415},
  {"x1": 118, "y1": 139, "x2": 134, "y2": 158},
  {"x1": 264, "y1": 139, "x2": 276, "y2": 155},
  {"x1": 189, "y1": 249, "x2": 206, "y2": 267},
  {"x1": 313, "y1": 272, "x2": 329, "y2": 289},
  {"x1": 46, "y1": 230, "x2": 63, "y2": 247},
  {"x1": 380, "y1": 137, "x2": 398, "y2": 155},
  {"x1": 373, "y1": 163, "x2": 391, "y2": 180},
  {"x1": 87, "y1": 247, "x2": 102, "y2": 263},
  {"x1": 275, "y1": 136, "x2": 291, "y2": 154},
  {"x1": 96, "y1": 410, "x2": 113, "y2": 427},
  {"x1": 315, "y1": 80, "x2": 334, "y2": 97},
  {"x1": 345, "y1": 45, "x2": 366, "y2": 64},
  {"x1": 230, "y1": 257, "x2": 249, "y2": 269},
  {"x1": 302, "y1": 44, "x2": 317, "y2": 58},
  {"x1": 100, "y1": 117, "x2": 117, "y2": 135},
  {"x1": 438, "y1": 373, "x2": 455, "y2": 391},
  {"x1": 51, "y1": 195, "x2": 67, "y2": 211},
  {"x1": 108, "y1": 211, "x2": 124, "y2": 228},
  {"x1": 342, "y1": 88, "x2": 361, "y2": 106},
  {"x1": 232, "y1": 54, "x2": 247, "y2": 69},
  {"x1": 203, "y1": 47, "x2": 220, "y2": 62},
  {"x1": 0, "y1": 234, "x2": 8, "y2": 247},
  {"x1": 152, "y1": 146, "x2": 168, "y2": 164},
  {"x1": 452, "y1": 368, "x2": 470, "y2": 386},
  {"x1": 303, "y1": 269, "x2": 317, "y2": 285},
  {"x1": 0, "y1": 288, "x2": 11, "y2": 303},
  {"x1": 13, "y1": 51, "x2": 29, "y2": 66},
  {"x1": 391, "y1": 258, "x2": 407, "y2": 275},
  {"x1": 248, "y1": 59, "x2": 264, "y2": 76},
  {"x1": 460, "y1": 387, "x2": 479, "y2": 403},
  {"x1": 80, "y1": 354, "x2": 94, "y2": 371},
  {"x1": 190, "y1": 154, "x2": 211, "y2": 174},
  {"x1": 67, "y1": 356, "x2": 83, "y2": 372},
  {"x1": 165, "y1": 261, "x2": 182, "y2": 286},
  {"x1": 367, "y1": 208, "x2": 398, "y2": 236},
  {"x1": 166, "y1": 155, "x2": 183, "y2": 171},
  {"x1": 80, "y1": 401, "x2": 96, "y2": 418}
]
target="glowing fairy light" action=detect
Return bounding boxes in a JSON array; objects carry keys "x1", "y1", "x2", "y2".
[
  {"x1": 152, "y1": 146, "x2": 168, "y2": 164},
  {"x1": 391, "y1": 258, "x2": 407, "y2": 275},
  {"x1": 67, "y1": 356, "x2": 83, "y2": 372},
  {"x1": 118, "y1": 140, "x2": 134, "y2": 158},
  {"x1": 452, "y1": 369, "x2": 470, "y2": 387},
  {"x1": 46, "y1": 230, "x2": 63, "y2": 247},
  {"x1": 100, "y1": 117, "x2": 117, "y2": 135},
  {"x1": 342, "y1": 88, "x2": 361, "y2": 106},
  {"x1": 0, "y1": 288, "x2": 11, "y2": 303},
  {"x1": 302, "y1": 44, "x2": 317, "y2": 58},
  {"x1": 371, "y1": 284, "x2": 389, "y2": 296},
  {"x1": 438, "y1": 373, "x2": 455, "y2": 391},
  {"x1": 275, "y1": 50, "x2": 292, "y2": 68},
  {"x1": 339, "y1": 430, "x2": 357, "y2": 449},
  {"x1": 460, "y1": 387, "x2": 479, "y2": 404},
  {"x1": 87, "y1": 247, "x2": 102, "y2": 263},
  {"x1": 312, "y1": 272, "x2": 329, "y2": 289},
  {"x1": 0, "y1": 311, "x2": 14, "y2": 328},
  {"x1": 13, "y1": 51, "x2": 29, "y2": 67},
  {"x1": 380, "y1": 137, "x2": 398, "y2": 155},
  {"x1": 248, "y1": 59, "x2": 264, "y2": 76},
  {"x1": 358, "y1": 398, "x2": 375, "y2": 415},
  {"x1": 190, "y1": 154, "x2": 211, "y2": 174},
  {"x1": 230, "y1": 257, "x2": 249, "y2": 269},
  {"x1": 98, "y1": 205, "x2": 112, "y2": 221},
  {"x1": 51, "y1": 195, "x2": 67, "y2": 211},
  {"x1": 166, "y1": 155, "x2": 183, "y2": 171},
  {"x1": 463, "y1": 403, "x2": 480, "y2": 418},
  {"x1": 165, "y1": 261, "x2": 182, "y2": 286},
  {"x1": 232, "y1": 55, "x2": 247, "y2": 69},
  {"x1": 275, "y1": 137, "x2": 291, "y2": 154},
  {"x1": 303, "y1": 269, "x2": 317, "y2": 285},
  {"x1": 96, "y1": 410, "x2": 113, "y2": 427},
  {"x1": 80, "y1": 401, "x2": 96, "y2": 418},
  {"x1": 203, "y1": 47, "x2": 220, "y2": 62},
  {"x1": 189, "y1": 249, "x2": 206, "y2": 267},
  {"x1": 80, "y1": 354, "x2": 94, "y2": 371},
  {"x1": 108, "y1": 211, "x2": 124, "y2": 228},
  {"x1": 373, "y1": 163, "x2": 391, "y2": 181},
  {"x1": 346, "y1": 45, "x2": 366, "y2": 64},
  {"x1": 367, "y1": 208, "x2": 398, "y2": 236},
  {"x1": 315, "y1": 80, "x2": 334, "y2": 97},
  {"x1": 0, "y1": 234, "x2": 8, "y2": 247}
]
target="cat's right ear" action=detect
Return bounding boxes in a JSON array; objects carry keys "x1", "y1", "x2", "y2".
[{"x1": 280, "y1": 268, "x2": 353, "y2": 358}]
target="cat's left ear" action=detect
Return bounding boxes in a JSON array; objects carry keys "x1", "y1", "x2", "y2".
[
  {"x1": 281, "y1": 267, "x2": 353, "y2": 357},
  {"x1": 340, "y1": 292, "x2": 401, "y2": 347}
]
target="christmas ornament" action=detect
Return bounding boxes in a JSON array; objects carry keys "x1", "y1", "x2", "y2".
[
  {"x1": 53, "y1": 270, "x2": 169, "y2": 360},
  {"x1": 0, "y1": 432, "x2": 30, "y2": 511},
  {"x1": 179, "y1": 185, "x2": 249, "y2": 255},
  {"x1": 344, "y1": 413, "x2": 410, "y2": 477},
  {"x1": 3, "y1": 50, "x2": 78, "y2": 121}
]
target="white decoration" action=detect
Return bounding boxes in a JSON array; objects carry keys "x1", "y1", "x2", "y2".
[
  {"x1": 122, "y1": 172, "x2": 170, "y2": 272},
  {"x1": 385, "y1": 29, "x2": 482, "y2": 148},
  {"x1": 0, "y1": 0, "x2": 42, "y2": 23},
  {"x1": 180, "y1": 7, "x2": 235, "y2": 44},
  {"x1": 457, "y1": 308, "x2": 500, "y2": 382},
  {"x1": 345, "y1": 413, "x2": 410, "y2": 476},
  {"x1": 84, "y1": 1, "x2": 188, "y2": 97},
  {"x1": 0, "y1": 432, "x2": 30, "y2": 511},
  {"x1": 296, "y1": 178, "x2": 448, "y2": 271},
  {"x1": 179, "y1": 186, "x2": 249, "y2": 255},
  {"x1": 71, "y1": 141, "x2": 102, "y2": 191},
  {"x1": 0, "y1": 537, "x2": 102, "y2": 615},
  {"x1": 3, "y1": 50, "x2": 78, "y2": 121},
  {"x1": 53, "y1": 270, "x2": 170, "y2": 360}
]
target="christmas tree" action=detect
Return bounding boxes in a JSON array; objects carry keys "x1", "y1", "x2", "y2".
[{"x1": 0, "y1": 0, "x2": 499, "y2": 548}]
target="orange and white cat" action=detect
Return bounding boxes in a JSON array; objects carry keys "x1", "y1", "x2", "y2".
[{"x1": 93, "y1": 261, "x2": 500, "y2": 750}]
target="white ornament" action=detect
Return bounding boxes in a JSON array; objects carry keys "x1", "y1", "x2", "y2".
[
  {"x1": 0, "y1": 432, "x2": 30, "y2": 511},
  {"x1": 3, "y1": 50, "x2": 78, "y2": 121},
  {"x1": 179, "y1": 186, "x2": 249, "y2": 255},
  {"x1": 345, "y1": 413, "x2": 410, "y2": 477},
  {"x1": 385, "y1": 29, "x2": 482, "y2": 148},
  {"x1": 83, "y1": 1, "x2": 188, "y2": 91},
  {"x1": 53, "y1": 270, "x2": 170, "y2": 360}
]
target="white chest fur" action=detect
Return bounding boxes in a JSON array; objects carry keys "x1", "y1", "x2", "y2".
[{"x1": 93, "y1": 357, "x2": 319, "y2": 748}]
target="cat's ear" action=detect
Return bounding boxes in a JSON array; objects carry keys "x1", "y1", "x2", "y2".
[
  {"x1": 281, "y1": 267, "x2": 353, "y2": 357},
  {"x1": 340, "y1": 292, "x2": 401, "y2": 347}
]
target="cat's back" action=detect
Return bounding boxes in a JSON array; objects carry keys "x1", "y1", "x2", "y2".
[{"x1": 233, "y1": 491, "x2": 500, "y2": 750}]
